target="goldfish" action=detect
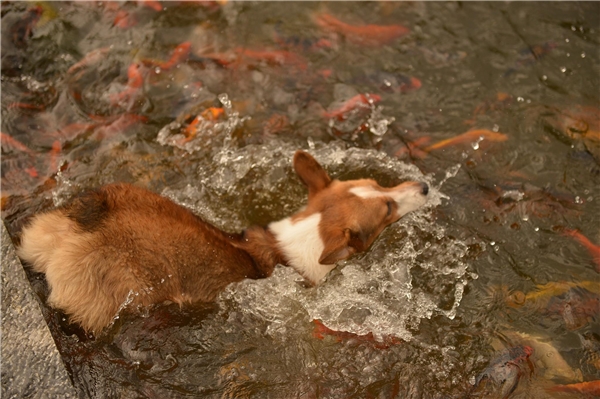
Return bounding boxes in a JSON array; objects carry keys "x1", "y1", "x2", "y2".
[
  {"x1": 138, "y1": 0, "x2": 163, "y2": 11},
  {"x1": 67, "y1": 47, "x2": 111, "y2": 75},
  {"x1": 48, "y1": 141, "x2": 61, "y2": 172},
  {"x1": 142, "y1": 42, "x2": 192, "y2": 71},
  {"x1": 312, "y1": 320, "x2": 403, "y2": 349},
  {"x1": 93, "y1": 114, "x2": 148, "y2": 140},
  {"x1": 314, "y1": 13, "x2": 409, "y2": 46},
  {"x1": 1, "y1": 132, "x2": 35, "y2": 155},
  {"x1": 472, "y1": 346, "x2": 533, "y2": 399},
  {"x1": 263, "y1": 114, "x2": 290, "y2": 136},
  {"x1": 394, "y1": 136, "x2": 431, "y2": 160},
  {"x1": 182, "y1": 107, "x2": 224, "y2": 141},
  {"x1": 50, "y1": 122, "x2": 96, "y2": 142},
  {"x1": 113, "y1": 9, "x2": 137, "y2": 29},
  {"x1": 547, "y1": 380, "x2": 600, "y2": 396},
  {"x1": 109, "y1": 63, "x2": 145, "y2": 105},
  {"x1": 235, "y1": 48, "x2": 308, "y2": 70},
  {"x1": 424, "y1": 129, "x2": 508, "y2": 152},
  {"x1": 505, "y1": 281, "x2": 600, "y2": 308},
  {"x1": 561, "y1": 228, "x2": 600, "y2": 272},
  {"x1": 322, "y1": 93, "x2": 381, "y2": 119}
]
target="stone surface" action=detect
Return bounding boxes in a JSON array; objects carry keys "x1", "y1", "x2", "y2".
[{"x1": 1, "y1": 220, "x2": 79, "y2": 398}]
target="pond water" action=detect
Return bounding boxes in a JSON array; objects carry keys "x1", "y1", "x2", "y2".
[{"x1": 2, "y1": 1, "x2": 599, "y2": 398}]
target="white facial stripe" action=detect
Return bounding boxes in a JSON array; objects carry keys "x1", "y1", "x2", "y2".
[
  {"x1": 349, "y1": 186, "x2": 386, "y2": 199},
  {"x1": 269, "y1": 213, "x2": 336, "y2": 284},
  {"x1": 349, "y1": 185, "x2": 427, "y2": 217}
]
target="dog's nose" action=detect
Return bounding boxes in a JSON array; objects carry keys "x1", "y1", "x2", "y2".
[{"x1": 420, "y1": 182, "x2": 429, "y2": 196}]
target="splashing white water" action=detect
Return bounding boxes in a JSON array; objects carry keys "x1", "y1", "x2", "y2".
[{"x1": 159, "y1": 140, "x2": 474, "y2": 342}]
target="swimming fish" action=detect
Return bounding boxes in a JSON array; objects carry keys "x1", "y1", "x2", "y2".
[
  {"x1": 312, "y1": 319, "x2": 403, "y2": 349},
  {"x1": 322, "y1": 93, "x2": 381, "y2": 119},
  {"x1": 314, "y1": 13, "x2": 409, "y2": 46},
  {"x1": 547, "y1": 380, "x2": 600, "y2": 396},
  {"x1": 424, "y1": 129, "x2": 508, "y2": 152},
  {"x1": 473, "y1": 345, "x2": 534, "y2": 399},
  {"x1": 561, "y1": 228, "x2": 600, "y2": 272},
  {"x1": 142, "y1": 42, "x2": 192, "y2": 71}
]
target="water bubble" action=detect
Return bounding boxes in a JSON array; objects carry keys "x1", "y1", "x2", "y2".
[
  {"x1": 517, "y1": 97, "x2": 524, "y2": 102},
  {"x1": 521, "y1": 214, "x2": 529, "y2": 222},
  {"x1": 581, "y1": 52, "x2": 586, "y2": 58},
  {"x1": 534, "y1": 227, "x2": 539, "y2": 232},
  {"x1": 560, "y1": 67, "x2": 567, "y2": 73},
  {"x1": 542, "y1": 75, "x2": 548, "y2": 81},
  {"x1": 492, "y1": 124, "x2": 500, "y2": 132},
  {"x1": 154, "y1": 67, "x2": 162, "y2": 74},
  {"x1": 565, "y1": 38, "x2": 570, "y2": 43},
  {"x1": 575, "y1": 196, "x2": 583, "y2": 204},
  {"x1": 566, "y1": 53, "x2": 570, "y2": 57}
]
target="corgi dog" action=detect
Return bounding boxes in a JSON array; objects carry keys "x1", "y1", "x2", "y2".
[{"x1": 17, "y1": 150, "x2": 429, "y2": 333}]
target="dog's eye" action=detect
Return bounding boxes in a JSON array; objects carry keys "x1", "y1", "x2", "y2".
[{"x1": 386, "y1": 200, "x2": 394, "y2": 216}]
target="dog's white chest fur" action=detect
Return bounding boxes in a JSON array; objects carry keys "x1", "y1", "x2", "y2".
[{"x1": 269, "y1": 213, "x2": 335, "y2": 284}]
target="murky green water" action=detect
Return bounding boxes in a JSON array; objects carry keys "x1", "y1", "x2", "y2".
[{"x1": 2, "y1": 1, "x2": 599, "y2": 398}]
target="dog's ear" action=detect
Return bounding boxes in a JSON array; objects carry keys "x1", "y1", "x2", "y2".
[
  {"x1": 293, "y1": 150, "x2": 331, "y2": 199},
  {"x1": 319, "y1": 228, "x2": 356, "y2": 264}
]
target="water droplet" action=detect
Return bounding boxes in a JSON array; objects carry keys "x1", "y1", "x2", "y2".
[
  {"x1": 490, "y1": 241, "x2": 495, "y2": 246},
  {"x1": 542, "y1": 75, "x2": 548, "y2": 81},
  {"x1": 581, "y1": 52, "x2": 586, "y2": 58},
  {"x1": 534, "y1": 227, "x2": 539, "y2": 232},
  {"x1": 155, "y1": 67, "x2": 162, "y2": 74},
  {"x1": 560, "y1": 66, "x2": 567, "y2": 73},
  {"x1": 565, "y1": 38, "x2": 570, "y2": 43}
]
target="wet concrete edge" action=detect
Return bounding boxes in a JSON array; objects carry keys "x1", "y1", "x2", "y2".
[{"x1": 1, "y1": 219, "x2": 80, "y2": 398}]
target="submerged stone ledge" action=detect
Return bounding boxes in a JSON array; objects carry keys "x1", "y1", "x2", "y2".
[{"x1": 1, "y1": 221, "x2": 79, "y2": 398}]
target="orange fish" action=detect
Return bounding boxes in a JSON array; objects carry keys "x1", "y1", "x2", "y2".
[
  {"x1": 562, "y1": 228, "x2": 600, "y2": 272},
  {"x1": 312, "y1": 320, "x2": 403, "y2": 349},
  {"x1": 110, "y1": 63, "x2": 145, "y2": 105},
  {"x1": 93, "y1": 114, "x2": 148, "y2": 140},
  {"x1": 143, "y1": 42, "x2": 192, "y2": 71},
  {"x1": 182, "y1": 107, "x2": 224, "y2": 141},
  {"x1": 314, "y1": 13, "x2": 409, "y2": 46},
  {"x1": 67, "y1": 47, "x2": 110, "y2": 75},
  {"x1": 48, "y1": 140, "x2": 61, "y2": 172},
  {"x1": 236, "y1": 47, "x2": 308, "y2": 70},
  {"x1": 424, "y1": 129, "x2": 508, "y2": 152},
  {"x1": 113, "y1": 9, "x2": 137, "y2": 29},
  {"x1": 1, "y1": 132, "x2": 35, "y2": 155},
  {"x1": 138, "y1": 0, "x2": 163, "y2": 11},
  {"x1": 322, "y1": 93, "x2": 381, "y2": 119},
  {"x1": 51, "y1": 122, "x2": 97, "y2": 142},
  {"x1": 547, "y1": 380, "x2": 600, "y2": 396}
]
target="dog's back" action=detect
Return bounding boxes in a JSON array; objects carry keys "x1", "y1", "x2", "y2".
[{"x1": 18, "y1": 183, "x2": 261, "y2": 332}]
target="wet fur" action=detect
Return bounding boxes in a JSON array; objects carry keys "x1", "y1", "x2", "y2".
[{"x1": 18, "y1": 150, "x2": 428, "y2": 333}]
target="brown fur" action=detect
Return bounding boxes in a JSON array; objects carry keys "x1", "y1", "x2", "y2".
[{"x1": 17, "y1": 150, "x2": 428, "y2": 333}]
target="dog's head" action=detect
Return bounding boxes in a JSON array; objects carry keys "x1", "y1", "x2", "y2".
[{"x1": 269, "y1": 150, "x2": 429, "y2": 284}]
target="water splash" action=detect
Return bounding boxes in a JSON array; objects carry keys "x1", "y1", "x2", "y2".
[{"x1": 175, "y1": 142, "x2": 476, "y2": 342}]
